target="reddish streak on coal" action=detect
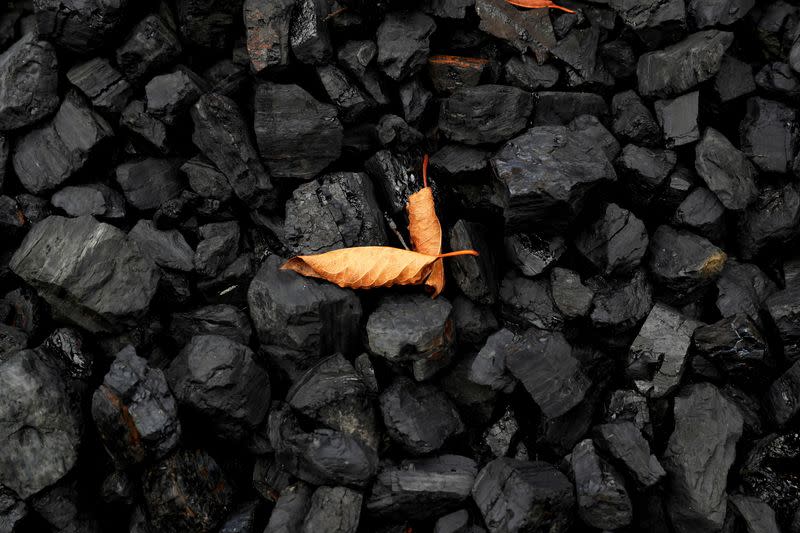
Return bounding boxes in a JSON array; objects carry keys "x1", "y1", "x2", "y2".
[
  {"x1": 15, "y1": 209, "x2": 25, "y2": 226},
  {"x1": 102, "y1": 386, "x2": 142, "y2": 450},
  {"x1": 505, "y1": 0, "x2": 576, "y2": 13},
  {"x1": 428, "y1": 55, "x2": 490, "y2": 72}
]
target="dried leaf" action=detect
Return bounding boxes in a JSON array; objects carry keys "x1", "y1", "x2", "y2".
[
  {"x1": 407, "y1": 154, "x2": 445, "y2": 296},
  {"x1": 505, "y1": 0, "x2": 576, "y2": 13},
  {"x1": 428, "y1": 55, "x2": 491, "y2": 69},
  {"x1": 281, "y1": 247, "x2": 478, "y2": 290}
]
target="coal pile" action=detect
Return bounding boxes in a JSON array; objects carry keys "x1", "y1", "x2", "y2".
[{"x1": 2, "y1": 0, "x2": 800, "y2": 532}]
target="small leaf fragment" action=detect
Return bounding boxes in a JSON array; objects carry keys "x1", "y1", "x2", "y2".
[{"x1": 505, "y1": 0, "x2": 576, "y2": 13}]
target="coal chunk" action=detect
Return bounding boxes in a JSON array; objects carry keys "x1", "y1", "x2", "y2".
[
  {"x1": 264, "y1": 482, "x2": 311, "y2": 533},
  {"x1": 575, "y1": 203, "x2": 648, "y2": 275},
  {"x1": 367, "y1": 455, "x2": 477, "y2": 520},
  {"x1": 694, "y1": 127, "x2": 758, "y2": 210},
  {"x1": 714, "y1": 54, "x2": 756, "y2": 102},
  {"x1": 13, "y1": 92, "x2": 114, "y2": 194},
  {"x1": 765, "y1": 284, "x2": 800, "y2": 362},
  {"x1": 654, "y1": 91, "x2": 700, "y2": 148},
  {"x1": 429, "y1": 144, "x2": 490, "y2": 179},
  {"x1": 470, "y1": 328, "x2": 517, "y2": 393},
  {"x1": 91, "y1": 346, "x2": 180, "y2": 467},
  {"x1": 194, "y1": 221, "x2": 240, "y2": 278},
  {"x1": 376, "y1": 11, "x2": 436, "y2": 81},
  {"x1": 129, "y1": 220, "x2": 194, "y2": 272},
  {"x1": 247, "y1": 255, "x2": 362, "y2": 378},
  {"x1": 192, "y1": 93, "x2": 275, "y2": 209},
  {"x1": 254, "y1": 83, "x2": 343, "y2": 180},
  {"x1": 122, "y1": 100, "x2": 171, "y2": 154},
  {"x1": 492, "y1": 126, "x2": 616, "y2": 233},
  {"x1": 318, "y1": 65, "x2": 375, "y2": 123},
  {"x1": 10, "y1": 215, "x2": 160, "y2": 333},
  {"x1": 115, "y1": 15, "x2": 183, "y2": 83},
  {"x1": 175, "y1": 0, "x2": 243, "y2": 50},
  {"x1": 145, "y1": 66, "x2": 206, "y2": 125},
  {"x1": 427, "y1": 55, "x2": 488, "y2": 95},
  {"x1": 244, "y1": 0, "x2": 296, "y2": 72},
  {"x1": 716, "y1": 260, "x2": 776, "y2": 321},
  {"x1": 380, "y1": 377, "x2": 463, "y2": 454},
  {"x1": 694, "y1": 315, "x2": 771, "y2": 386},
  {"x1": 67, "y1": 57, "x2": 132, "y2": 114},
  {"x1": 447, "y1": 220, "x2": 497, "y2": 304},
  {"x1": 0, "y1": 350, "x2": 81, "y2": 499},
  {"x1": 571, "y1": 439, "x2": 632, "y2": 530},
  {"x1": 609, "y1": 0, "x2": 686, "y2": 48},
  {"x1": 142, "y1": 448, "x2": 232, "y2": 533},
  {"x1": 504, "y1": 233, "x2": 566, "y2": 277},
  {"x1": 499, "y1": 272, "x2": 563, "y2": 331},
  {"x1": 611, "y1": 90, "x2": 660, "y2": 146},
  {"x1": 637, "y1": 30, "x2": 733, "y2": 98},
  {"x1": 728, "y1": 494, "x2": 781, "y2": 533},
  {"x1": 475, "y1": 0, "x2": 555, "y2": 61},
  {"x1": 170, "y1": 305, "x2": 251, "y2": 347},
  {"x1": 740, "y1": 432, "x2": 800, "y2": 528},
  {"x1": 532, "y1": 92, "x2": 608, "y2": 127},
  {"x1": 663, "y1": 383, "x2": 742, "y2": 533},
  {"x1": 182, "y1": 157, "x2": 233, "y2": 201},
  {"x1": 673, "y1": 187, "x2": 725, "y2": 243},
  {"x1": 550, "y1": 267, "x2": 593, "y2": 318},
  {"x1": 0, "y1": 33, "x2": 59, "y2": 131},
  {"x1": 167, "y1": 335, "x2": 270, "y2": 440},
  {"x1": 399, "y1": 77, "x2": 432, "y2": 123},
  {"x1": 302, "y1": 486, "x2": 362, "y2": 533},
  {"x1": 472, "y1": 458, "x2": 574, "y2": 533},
  {"x1": 616, "y1": 144, "x2": 677, "y2": 207},
  {"x1": 115, "y1": 158, "x2": 183, "y2": 211},
  {"x1": 594, "y1": 421, "x2": 665, "y2": 487},
  {"x1": 439, "y1": 85, "x2": 532, "y2": 146},
  {"x1": 737, "y1": 184, "x2": 800, "y2": 259},
  {"x1": 364, "y1": 150, "x2": 417, "y2": 215},
  {"x1": 34, "y1": 0, "x2": 132, "y2": 53},
  {"x1": 290, "y1": 0, "x2": 332, "y2": 65},
  {"x1": 740, "y1": 97, "x2": 797, "y2": 174},
  {"x1": 504, "y1": 55, "x2": 559, "y2": 91},
  {"x1": 627, "y1": 303, "x2": 701, "y2": 398},
  {"x1": 689, "y1": 0, "x2": 755, "y2": 27},
  {"x1": 588, "y1": 269, "x2": 654, "y2": 337}
]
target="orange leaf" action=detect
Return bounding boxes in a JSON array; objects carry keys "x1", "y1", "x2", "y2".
[
  {"x1": 281, "y1": 247, "x2": 478, "y2": 290},
  {"x1": 407, "y1": 155, "x2": 445, "y2": 297},
  {"x1": 505, "y1": 0, "x2": 576, "y2": 13},
  {"x1": 428, "y1": 55, "x2": 490, "y2": 69}
]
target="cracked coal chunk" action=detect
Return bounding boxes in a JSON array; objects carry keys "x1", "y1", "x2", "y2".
[
  {"x1": 470, "y1": 328, "x2": 517, "y2": 393},
  {"x1": 727, "y1": 494, "x2": 781, "y2": 533},
  {"x1": 714, "y1": 54, "x2": 756, "y2": 103},
  {"x1": 254, "y1": 83, "x2": 342, "y2": 181},
  {"x1": 475, "y1": 0, "x2": 555, "y2": 61},
  {"x1": 505, "y1": 329, "x2": 590, "y2": 418},
  {"x1": 448, "y1": 220, "x2": 497, "y2": 304},
  {"x1": 247, "y1": 255, "x2": 362, "y2": 378},
  {"x1": 689, "y1": 0, "x2": 754, "y2": 27},
  {"x1": 616, "y1": 144, "x2": 677, "y2": 208},
  {"x1": 472, "y1": 458, "x2": 574, "y2": 533},
  {"x1": 142, "y1": 448, "x2": 233, "y2": 533},
  {"x1": 765, "y1": 286, "x2": 800, "y2": 362},
  {"x1": 194, "y1": 221, "x2": 240, "y2": 278},
  {"x1": 122, "y1": 100, "x2": 171, "y2": 154},
  {"x1": 532, "y1": 92, "x2": 608, "y2": 127},
  {"x1": 429, "y1": 145, "x2": 490, "y2": 180},
  {"x1": 611, "y1": 90, "x2": 660, "y2": 146},
  {"x1": 766, "y1": 360, "x2": 800, "y2": 426},
  {"x1": 492, "y1": 126, "x2": 616, "y2": 234},
  {"x1": 264, "y1": 482, "x2": 311, "y2": 533},
  {"x1": 379, "y1": 377, "x2": 463, "y2": 454},
  {"x1": 91, "y1": 346, "x2": 180, "y2": 467},
  {"x1": 499, "y1": 272, "x2": 563, "y2": 331},
  {"x1": 182, "y1": 157, "x2": 233, "y2": 201},
  {"x1": 663, "y1": 383, "x2": 742, "y2": 533},
  {"x1": 503, "y1": 55, "x2": 559, "y2": 91},
  {"x1": 637, "y1": 30, "x2": 733, "y2": 98},
  {"x1": 575, "y1": 203, "x2": 648, "y2": 275},
  {"x1": 605, "y1": 389, "x2": 652, "y2": 439},
  {"x1": 192, "y1": 93, "x2": 275, "y2": 209},
  {"x1": 694, "y1": 315, "x2": 771, "y2": 386},
  {"x1": 376, "y1": 11, "x2": 436, "y2": 81},
  {"x1": 30, "y1": 479, "x2": 99, "y2": 532},
  {"x1": 0, "y1": 33, "x2": 58, "y2": 132},
  {"x1": 67, "y1": 57, "x2": 132, "y2": 114},
  {"x1": 654, "y1": 91, "x2": 699, "y2": 148},
  {"x1": 115, "y1": 15, "x2": 182, "y2": 83},
  {"x1": 145, "y1": 66, "x2": 207, "y2": 125},
  {"x1": 290, "y1": 0, "x2": 332, "y2": 64},
  {"x1": 571, "y1": 439, "x2": 632, "y2": 530},
  {"x1": 550, "y1": 268, "x2": 593, "y2": 318},
  {"x1": 284, "y1": 171, "x2": 387, "y2": 255},
  {"x1": 399, "y1": 78, "x2": 431, "y2": 123},
  {"x1": 588, "y1": 269, "x2": 653, "y2": 338},
  {"x1": 338, "y1": 40, "x2": 377, "y2": 78},
  {"x1": 626, "y1": 303, "x2": 701, "y2": 398},
  {"x1": 755, "y1": 62, "x2": 800, "y2": 99},
  {"x1": 673, "y1": 187, "x2": 726, "y2": 246},
  {"x1": 0, "y1": 324, "x2": 28, "y2": 355},
  {"x1": 593, "y1": 421, "x2": 665, "y2": 488},
  {"x1": 34, "y1": 0, "x2": 131, "y2": 53},
  {"x1": 166, "y1": 335, "x2": 270, "y2": 441},
  {"x1": 129, "y1": 220, "x2": 194, "y2": 272},
  {"x1": 740, "y1": 97, "x2": 798, "y2": 174},
  {"x1": 302, "y1": 486, "x2": 362, "y2": 533},
  {"x1": 737, "y1": 184, "x2": 800, "y2": 259},
  {"x1": 318, "y1": 65, "x2": 375, "y2": 123},
  {"x1": 364, "y1": 150, "x2": 416, "y2": 215},
  {"x1": 366, "y1": 294, "x2": 455, "y2": 381},
  {"x1": 601, "y1": 39, "x2": 636, "y2": 80},
  {"x1": 504, "y1": 233, "x2": 565, "y2": 277},
  {"x1": 648, "y1": 225, "x2": 727, "y2": 303},
  {"x1": 439, "y1": 85, "x2": 532, "y2": 146},
  {"x1": 244, "y1": 0, "x2": 296, "y2": 73},
  {"x1": 694, "y1": 127, "x2": 758, "y2": 211},
  {"x1": 432, "y1": 509, "x2": 471, "y2": 533},
  {"x1": 42, "y1": 327, "x2": 92, "y2": 380},
  {"x1": 176, "y1": 0, "x2": 242, "y2": 50},
  {"x1": 269, "y1": 403, "x2": 378, "y2": 488},
  {"x1": 367, "y1": 455, "x2": 477, "y2": 520},
  {"x1": 428, "y1": 55, "x2": 488, "y2": 95},
  {"x1": 609, "y1": 0, "x2": 685, "y2": 48},
  {"x1": 377, "y1": 114, "x2": 423, "y2": 151},
  {"x1": 170, "y1": 305, "x2": 251, "y2": 347},
  {"x1": 10, "y1": 215, "x2": 160, "y2": 333},
  {"x1": 115, "y1": 158, "x2": 183, "y2": 211},
  {"x1": 0, "y1": 349, "x2": 81, "y2": 499},
  {"x1": 741, "y1": 432, "x2": 800, "y2": 529},
  {"x1": 12, "y1": 92, "x2": 114, "y2": 194},
  {"x1": 716, "y1": 260, "x2": 776, "y2": 321},
  {"x1": 0, "y1": 485, "x2": 26, "y2": 532}
]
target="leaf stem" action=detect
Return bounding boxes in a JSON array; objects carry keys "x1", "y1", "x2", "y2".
[
  {"x1": 422, "y1": 153, "x2": 429, "y2": 188},
  {"x1": 437, "y1": 249, "x2": 479, "y2": 258}
]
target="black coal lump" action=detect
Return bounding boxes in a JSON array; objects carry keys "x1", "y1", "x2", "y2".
[
  {"x1": 575, "y1": 203, "x2": 648, "y2": 275},
  {"x1": 0, "y1": 33, "x2": 59, "y2": 131},
  {"x1": 244, "y1": 0, "x2": 296, "y2": 73},
  {"x1": 439, "y1": 85, "x2": 533, "y2": 146},
  {"x1": 115, "y1": 15, "x2": 183, "y2": 83},
  {"x1": 571, "y1": 438, "x2": 632, "y2": 530}
]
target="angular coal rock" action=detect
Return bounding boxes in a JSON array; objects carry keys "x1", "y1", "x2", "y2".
[
  {"x1": 13, "y1": 92, "x2": 114, "y2": 194},
  {"x1": 492, "y1": 126, "x2": 616, "y2": 233},
  {"x1": 654, "y1": 91, "x2": 700, "y2": 148},
  {"x1": 0, "y1": 323, "x2": 28, "y2": 354},
  {"x1": 532, "y1": 92, "x2": 608, "y2": 127},
  {"x1": 428, "y1": 55, "x2": 488, "y2": 95},
  {"x1": 10, "y1": 215, "x2": 160, "y2": 333},
  {"x1": 716, "y1": 260, "x2": 776, "y2": 321},
  {"x1": 505, "y1": 329, "x2": 589, "y2": 418},
  {"x1": 689, "y1": 0, "x2": 754, "y2": 27},
  {"x1": 338, "y1": 40, "x2": 377, "y2": 78},
  {"x1": 429, "y1": 144, "x2": 490, "y2": 180},
  {"x1": 0, "y1": 133, "x2": 7, "y2": 190},
  {"x1": 91, "y1": 346, "x2": 180, "y2": 467},
  {"x1": 504, "y1": 234, "x2": 564, "y2": 278},
  {"x1": 470, "y1": 328, "x2": 517, "y2": 393},
  {"x1": 714, "y1": 54, "x2": 756, "y2": 102},
  {"x1": 247, "y1": 255, "x2": 362, "y2": 377},
  {"x1": 264, "y1": 482, "x2": 311, "y2": 533},
  {"x1": 550, "y1": 268, "x2": 593, "y2": 318},
  {"x1": 122, "y1": 99, "x2": 171, "y2": 154},
  {"x1": 0, "y1": 485, "x2": 26, "y2": 532},
  {"x1": 737, "y1": 184, "x2": 800, "y2": 259},
  {"x1": 53, "y1": 183, "x2": 126, "y2": 219},
  {"x1": 550, "y1": 25, "x2": 604, "y2": 86},
  {"x1": 194, "y1": 221, "x2": 240, "y2": 278},
  {"x1": 244, "y1": 0, "x2": 296, "y2": 73},
  {"x1": 740, "y1": 97, "x2": 797, "y2": 174},
  {"x1": 129, "y1": 219, "x2": 194, "y2": 272},
  {"x1": 765, "y1": 284, "x2": 800, "y2": 362},
  {"x1": 439, "y1": 85, "x2": 533, "y2": 146},
  {"x1": 605, "y1": 389, "x2": 652, "y2": 439},
  {"x1": 694, "y1": 315, "x2": 771, "y2": 385},
  {"x1": 594, "y1": 421, "x2": 665, "y2": 487},
  {"x1": 728, "y1": 494, "x2": 781, "y2": 533},
  {"x1": 663, "y1": 383, "x2": 742, "y2": 533},
  {"x1": 740, "y1": 432, "x2": 800, "y2": 528},
  {"x1": 588, "y1": 269, "x2": 654, "y2": 337},
  {"x1": 318, "y1": 65, "x2": 375, "y2": 123},
  {"x1": 571, "y1": 439, "x2": 632, "y2": 530},
  {"x1": 766, "y1": 359, "x2": 800, "y2": 425},
  {"x1": 648, "y1": 225, "x2": 727, "y2": 302},
  {"x1": 0, "y1": 195, "x2": 24, "y2": 239},
  {"x1": 367, "y1": 455, "x2": 477, "y2": 520},
  {"x1": 475, "y1": 0, "x2": 555, "y2": 62},
  {"x1": 254, "y1": 83, "x2": 342, "y2": 180},
  {"x1": 34, "y1": 0, "x2": 131, "y2": 53},
  {"x1": 448, "y1": 220, "x2": 497, "y2": 304},
  {"x1": 609, "y1": 0, "x2": 685, "y2": 48},
  {"x1": 30, "y1": 479, "x2": 97, "y2": 532},
  {"x1": 433, "y1": 509, "x2": 470, "y2": 533},
  {"x1": 611, "y1": 90, "x2": 661, "y2": 146},
  {"x1": 376, "y1": 11, "x2": 435, "y2": 81},
  {"x1": 182, "y1": 157, "x2": 233, "y2": 201},
  {"x1": 167, "y1": 335, "x2": 270, "y2": 440},
  {"x1": 755, "y1": 62, "x2": 800, "y2": 99},
  {"x1": 601, "y1": 39, "x2": 636, "y2": 80},
  {"x1": 379, "y1": 377, "x2": 463, "y2": 454},
  {"x1": 366, "y1": 294, "x2": 454, "y2": 381},
  {"x1": 364, "y1": 150, "x2": 417, "y2": 215},
  {"x1": 115, "y1": 158, "x2": 183, "y2": 211},
  {"x1": 483, "y1": 407, "x2": 521, "y2": 459},
  {"x1": 575, "y1": 203, "x2": 648, "y2": 275},
  {"x1": 175, "y1": 0, "x2": 243, "y2": 50},
  {"x1": 115, "y1": 15, "x2": 183, "y2": 83},
  {"x1": 290, "y1": 0, "x2": 332, "y2": 64},
  {"x1": 143, "y1": 448, "x2": 232, "y2": 533},
  {"x1": 472, "y1": 458, "x2": 574, "y2": 533},
  {"x1": 192, "y1": 93, "x2": 275, "y2": 209},
  {"x1": 637, "y1": 30, "x2": 733, "y2": 98},
  {"x1": 67, "y1": 57, "x2": 132, "y2": 114},
  {"x1": 170, "y1": 305, "x2": 251, "y2": 348},
  {"x1": 694, "y1": 127, "x2": 758, "y2": 211},
  {"x1": 503, "y1": 55, "x2": 559, "y2": 91},
  {"x1": 0, "y1": 33, "x2": 59, "y2": 131},
  {"x1": 672, "y1": 187, "x2": 725, "y2": 243},
  {"x1": 499, "y1": 272, "x2": 563, "y2": 331},
  {"x1": 302, "y1": 486, "x2": 362, "y2": 533},
  {"x1": 626, "y1": 303, "x2": 700, "y2": 398},
  {"x1": 616, "y1": 144, "x2": 677, "y2": 207},
  {"x1": 145, "y1": 66, "x2": 206, "y2": 125},
  {"x1": 269, "y1": 403, "x2": 378, "y2": 488},
  {"x1": 399, "y1": 77, "x2": 432, "y2": 123}
]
